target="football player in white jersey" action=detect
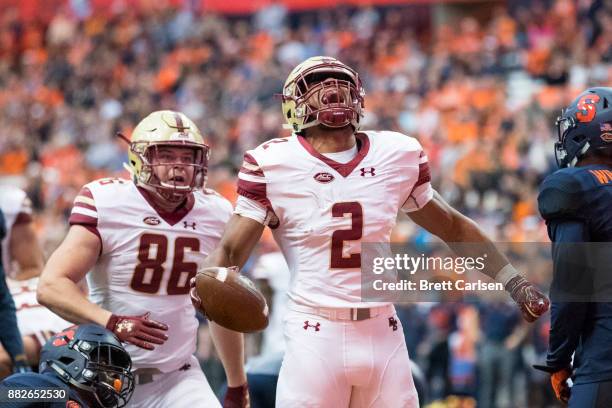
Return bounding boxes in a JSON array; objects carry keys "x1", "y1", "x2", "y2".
[
  {"x1": 37, "y1": 111, "x2": 249, "y2": 407},
  {"x1": 0, "y1": 185, "x2": 51, "y2": 378},
  {"x1": 191, "y1": 56, "x2": 550, "y2": 407}
]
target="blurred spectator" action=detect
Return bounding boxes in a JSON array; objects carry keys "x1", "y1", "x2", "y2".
[{"x1": 477, "y1": 301, "x2": 527, "y2": 408}]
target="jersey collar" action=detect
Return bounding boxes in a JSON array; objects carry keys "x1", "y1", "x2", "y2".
[
  {"x1": 297, "y1": 132, "x2": 370, "y2": 177},
  {"x1": 136, "y1": 186, "x2": 195, "y2": 226}
]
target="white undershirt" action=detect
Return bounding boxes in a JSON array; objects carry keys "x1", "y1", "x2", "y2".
[{"x1": 320, "y1": 144, "x2": 358, "y2": 163}]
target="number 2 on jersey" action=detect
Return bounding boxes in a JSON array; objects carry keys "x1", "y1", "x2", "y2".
[
  {"x1": 330, "y1": 202, "x2": 363, "y2": 268},
  {"x1": 131, "y1": 234, "x2": 200, "y2": 294}
]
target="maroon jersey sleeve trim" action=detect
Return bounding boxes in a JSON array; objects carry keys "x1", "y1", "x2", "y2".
[
  {"x1": 239, "y1": 166, "x2": 265, "y2": 177},
  {"x1": 237, "y1": 183, "x2": 273, "y2": 211},
  {"x1": 237, "y1": 152, "x2": 279, "y2": 227},
  {"x1": 78, "y1": 187, "x2": 94, "y2": 199},
  {"x1": 69, "y1": 213, "x2": 98, "y2": 227},
  {"x1": 73, "y1": 201, "x2": 97, "y2": 212},
  {"x1": 403, "y1": 151, "x2": 433, "y2": 208},
  {"x1": 415, "y1": 161, "x2": 431, "y2": 187}
]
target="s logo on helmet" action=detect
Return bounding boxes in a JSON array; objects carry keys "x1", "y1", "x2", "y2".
[
  {"x1": 52, "y1": 329, "x2": 76, "y2": 347},
  {"x1": 314, "y1": 172, "x2": 335, "y2": 183},
  {"x1": 576, "y1": 94, "x2": 600, "y2": 122}
]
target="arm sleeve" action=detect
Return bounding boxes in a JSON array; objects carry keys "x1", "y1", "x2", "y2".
[
  {"x1": 234, "y1": 195, "x2": 271, "y2": 226},
  {"x1": 0, "y1": 266, "x2": 25, "y2": 362},
  {"x1": 236, "y1": 152, "x2": 279, "y2": 228},
  {"x1": 546, "y1": 219, "x2": 591, "y2": 369},
  {"x1": 401, "y1": 150, "x2": 434, "y2": 212},
  {"x1": 68, "y1": 186, "x2": 101, "y2": 241}
]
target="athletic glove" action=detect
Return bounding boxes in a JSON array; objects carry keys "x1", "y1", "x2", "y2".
[
  {"x1": 224, "y1": 383, "x2": 250, "y2": 408},
  {"x1": 506, "y1": 275, "x2": 550, "y2": 322},
  {"x1": 534, "y1": 364, "x2": 571, "y2": 404},
  {"x1": 106, "y1": 312, "x2": 168, "y2": 350}
]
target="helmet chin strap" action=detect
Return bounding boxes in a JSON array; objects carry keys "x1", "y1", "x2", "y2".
[
  {"x1": 159, "y1": 181, "x2": 192, "y2": 191},
  {"x1": 570, "y1": 142, "x2": 591, "y2": 167},
  {"x1": 135, "y1": 181, "x2": 188, "y2": 208}
]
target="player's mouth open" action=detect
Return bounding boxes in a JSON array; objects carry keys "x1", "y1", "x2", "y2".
[{"x1": 168, "y1": 175, "x2": 186, "y2": 184}]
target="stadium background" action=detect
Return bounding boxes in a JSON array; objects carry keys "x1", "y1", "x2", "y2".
[{"x1": 0, "y1": 0, "x2": 610, "y2": 406}]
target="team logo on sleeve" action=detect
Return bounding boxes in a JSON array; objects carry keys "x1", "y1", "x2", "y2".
[
  {"x1": 143, "y1": 216, "x2": 161, "y2": 225},
  {"x1": 314, "y1": 172, "x2": 335, "y2": 183},
  {"x1": 52, "y1": 329, "x2": 76, "y2": 346}
]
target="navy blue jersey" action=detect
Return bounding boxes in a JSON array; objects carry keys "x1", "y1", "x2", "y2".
[
  {"x1": 539, "y1": 164, "x2": 612, "y2": 240},
  {"x1": 538, "y1": 164, "x2": 612, "y2": 384},
  {"x1": 0, "y1": 371, "x2": 86, "y2": 407}
]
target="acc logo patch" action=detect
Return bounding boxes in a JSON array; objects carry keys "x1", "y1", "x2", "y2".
[
  {"x1": 314, "y1": 172, "x2": 335, "y2": 183},
  {"x1": 143, "y1": 216, "x2": 161, "y2": 225},
  {"x1": 601, "y1": 133, "x2": 612, "y2": 142}
]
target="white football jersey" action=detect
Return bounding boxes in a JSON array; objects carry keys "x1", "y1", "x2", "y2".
[
  {"x1": 7, "y1": 277, "x2": 71, "y2": 337},
  {"x1": 0, "y1": 185, "x2": 32, "y2": 277},
  {"x1": 237, "y1": 131, "x2": 433, "y2": 308},
  {"x1": 69, "y1": 179, "x2": 232, "y2": 372}
]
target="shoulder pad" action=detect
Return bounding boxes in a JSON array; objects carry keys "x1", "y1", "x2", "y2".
[
  {"x1": 255, "y1": 137, "x2": 291, "y2": 153},
  {"x1": 203, "y1": 188, "x2": 221, "y2": 196},
  {"x1": 538, "y1": 170, "x2": 585, "y2": 221},
  {"x1": 366, "y1": 130, "x2": 422, "y2": 150},
  {"x1": 201, "y1": 188, "x2": 233, "y2": 212}
]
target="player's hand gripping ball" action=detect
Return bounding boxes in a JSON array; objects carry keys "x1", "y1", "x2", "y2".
[{"x1": 190, "y1": 266, "x2": 269, "y2": 333}]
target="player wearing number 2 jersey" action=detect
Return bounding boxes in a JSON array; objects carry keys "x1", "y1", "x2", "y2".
[
  {"x1": 195, "y1": 56, "x2": 550, "y2": 407},
  {"x1": 37, "y1": 111, "x2": 249, "y2": 408}
]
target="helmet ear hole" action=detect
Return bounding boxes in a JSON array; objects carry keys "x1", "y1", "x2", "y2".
[{"x1": 286, "y1": 110, "x2": 291, "y2": 119}]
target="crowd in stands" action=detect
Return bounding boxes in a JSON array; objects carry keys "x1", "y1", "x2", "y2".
[{"x1": 0, "y1": 0, "x2": 610, "y2": 406}]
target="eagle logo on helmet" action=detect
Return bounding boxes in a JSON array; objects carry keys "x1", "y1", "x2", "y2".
[{"x1": 281, "y1": 56, "x2": 365, "y2": 134}]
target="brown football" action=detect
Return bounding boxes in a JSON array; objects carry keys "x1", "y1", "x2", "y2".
[{"x1": 194, "y1": 267, "x2": 269, "y2": 333}]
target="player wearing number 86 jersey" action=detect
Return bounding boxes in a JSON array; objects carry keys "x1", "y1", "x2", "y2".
[
  {"x1": 68, "y1": 178, "x2": 231, "y2": 372},
  {"x1": 38, "y1": 111, "x2": 249, "y2": 408}
]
